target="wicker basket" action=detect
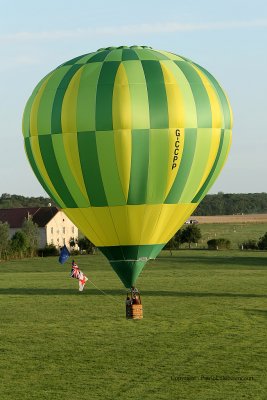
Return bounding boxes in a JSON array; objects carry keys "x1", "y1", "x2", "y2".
[{"x1": 126, "y1": 304, "x2": 143, "y2": 320}]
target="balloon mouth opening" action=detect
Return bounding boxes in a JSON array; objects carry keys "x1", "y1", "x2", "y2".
[{"x1": 98, "y1": 244, "x2": 165, "y2": 288}]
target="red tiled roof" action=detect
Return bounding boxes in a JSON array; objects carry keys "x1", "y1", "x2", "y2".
[{"x1": 0, "y1": 207, "x2": 59, "y2": 228}]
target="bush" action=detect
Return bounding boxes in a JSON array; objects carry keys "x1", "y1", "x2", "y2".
[
  {"x1": 77, "y1": 237, "x2": 96, "y2": 254},
  {"x1": 38, "y1": 244, "x2": 58, "y2": 257},
  {"x1": 258, "y1": 232, "x2": 267, "y2": 250},
  {"x1": 207, "y1": 238, "x2": 231, "y2": 250},
  {"x1": 70, "y1": 249, "x2": 80, "y2": 256},
  {"x1": 240, "y1": 240, "x2": 258, "y2": 250}
]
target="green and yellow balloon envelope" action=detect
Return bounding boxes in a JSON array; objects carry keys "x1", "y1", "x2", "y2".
[{"x1": 22, "y1": 46, "x2": 232, "y2": 288}]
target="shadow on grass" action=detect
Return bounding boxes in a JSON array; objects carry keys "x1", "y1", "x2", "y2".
[
  {"x1": 0, "y1": 288, "x2": 266, "y2": 299},
  {"x1": 245, "y1": 309, "x2": 267, "y2": 317},
  {"x1": 158, "y1": 255, "x2": 267, "y2": 268}
]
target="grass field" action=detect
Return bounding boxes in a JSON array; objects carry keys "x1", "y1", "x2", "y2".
[
  {"x1": 0, "y1": 251, "x2": 266, "y2": 400},
  {"x1": 197, "y1": 223, "x2": 267, "y2": 249}
]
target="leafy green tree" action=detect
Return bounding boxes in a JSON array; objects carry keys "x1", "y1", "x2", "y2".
[
  {"x1": 69, "y1": 237, "x2": 78, "y2": 248},
  {"x1": 165, "y1": 230, "x2": 183, "y2": 255},
  {"x1": 10, "y1": 231, "x2": 27, "y2": 258},
  {"x1": 78, "y1": 237, "x2": 96, "y2": 254},
  {"x1": 258, "y1": 232, "x2": 267, "y2": 250},
  {"x1": 22, "y1": 218, "x2": 39, "y2": 257},
  {"x1": 181, "y1": 225, "x2": 202, "y2": 248},
  {"x1": 0, "y1": 222, "x2": 10, "y2": 259},
  {"x1": 173, "y1": 230, "x2": 183, "y2": 248}
]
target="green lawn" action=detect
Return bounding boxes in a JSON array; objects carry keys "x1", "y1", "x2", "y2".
[{"x1": 0, "y1": 250, "x2": 266, "y2": 400}]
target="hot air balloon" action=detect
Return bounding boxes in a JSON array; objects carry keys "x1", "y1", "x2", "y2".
[{"x1": 22, "y1": 46, "x2": 232, "y2": 293}]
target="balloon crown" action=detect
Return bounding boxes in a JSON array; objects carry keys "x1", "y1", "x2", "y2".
[{"x1": 97, "y1": 45, "x2": 153, "y2": 51}]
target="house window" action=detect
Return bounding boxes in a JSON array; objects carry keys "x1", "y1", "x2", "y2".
[
  {"x1": 63, "y1": 238, "x2": 65, "y2": 245},
  {"x1": 63, "y1": 227, "x2": 65, "y2": 234},
  {"x1": 51, "y1": 227, "x2": 53, "y2": 234}
]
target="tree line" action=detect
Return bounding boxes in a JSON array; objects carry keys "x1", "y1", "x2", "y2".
[
  {"x1": 0, "y1": 193, "x2": 54, "y2": 209},
  {"x1": 1, "y1": 192, "x2": 267, "y2": 215},
  {"x1": 193, "y1": 192, "x2": 267, "y2": 215}
]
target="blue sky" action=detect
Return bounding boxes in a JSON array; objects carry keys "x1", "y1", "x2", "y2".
[{"x1": 1, "y1": 0, "x2": 267, "y2": 196}]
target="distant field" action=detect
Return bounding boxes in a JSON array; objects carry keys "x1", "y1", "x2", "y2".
[
  {"x1": 197, "y1": 223, "x2": 267, "y2": 249},
  {"x1": 184, "y1": 215, "x2": 267, "y2": 249},
  {"x1": 0, "y1": 251, "x2": 266, "y2": 400},
  {"x1": 195, "y1": 214, "x2": 267, "y2": 224}
]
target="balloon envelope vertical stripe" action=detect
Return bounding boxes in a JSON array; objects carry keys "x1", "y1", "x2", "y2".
[{"x1": 23, "y1": 46, "x2": 233, "y2": 288}]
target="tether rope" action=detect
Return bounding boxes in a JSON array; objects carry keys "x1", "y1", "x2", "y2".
[{"x1": 86, "y1": 278, "x2": 122, "y2": 304}]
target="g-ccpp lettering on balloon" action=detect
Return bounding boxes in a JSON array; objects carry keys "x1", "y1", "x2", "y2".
[{"x1": 172, "y1": 129, "x2": 181, "y2": 170}]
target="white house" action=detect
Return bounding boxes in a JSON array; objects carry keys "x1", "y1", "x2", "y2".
[{"x1": 0, "y1": 207, "x2": 78, "y2": 249}]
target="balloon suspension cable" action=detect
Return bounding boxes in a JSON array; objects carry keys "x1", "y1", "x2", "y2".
[{"x1": 86, "y1": 278, "x2": 122, "y2": 305}]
